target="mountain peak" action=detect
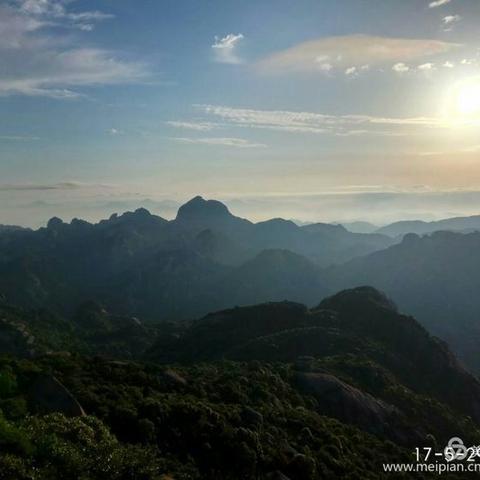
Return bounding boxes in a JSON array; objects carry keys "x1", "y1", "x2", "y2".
[
  {"x1": 318, "y1": 286, "x2": 397, "y2": 313},
  {"x1": 176, "y1": 196, "x2": 232, "y2": 222},
  {"x1": 47, "y1": 217, "x2": 65, "y2": 229}
]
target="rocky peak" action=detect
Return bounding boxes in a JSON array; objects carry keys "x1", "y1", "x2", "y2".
[
  {"x1": 175, "y1": 196, "x2": 232, "y2": 222},
  {"x1": 318, "y1": 286, "x2": 397, "y2": 313},
  {"x1": 47, "y1": 217, "x2": 65, "y2": 230}
]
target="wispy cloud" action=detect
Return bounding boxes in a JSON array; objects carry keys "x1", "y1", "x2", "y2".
[
  {"x1": 107, "y1": 128, "x2": 124, "y2": 136},
  {"x1": 345, "y1": 66, "x2": 357, "y2": 77},
  {"x1": 196, "y1": 104, "x2": 446, "y2": 136},
  {"x1": 417, "y1": 62, "x2": 436, "y2": 71},
  {"x1": 166, "y1": 121, "x2": 218, "y2": 131},
  {"x1": 212, "y1": 33, "x2": 244, "y2": 64},
  {"x1": 444, "y1": 14, "x2": 461, "y2": 25},
  {"x1": 392, "y1": 62, "x2": 410, "y2": 73},
  {"x1": 429, "y1": 0, "x2": 452, "y2": 8},
  {"x1": 0, "y1": 181, "x2": 111, "y2": 191},
  {"x1": 171, "y1": 137, "x2": 266, "y2": 148},
  {"x1": 18, "y1": 0, "x2": 114, "y2": 30},
  {"x1": 0, "y1": 135, "x2": 40, "y2": 141},
  {"x1": 0, "y1": 2, "x2": 150, "y2": 98},
  {"x1": 256, "y1": 35, "x2": 458, "y2": 74},
  {"x1": 443, "y1": 14, "x2": 462, "y2": 31}
]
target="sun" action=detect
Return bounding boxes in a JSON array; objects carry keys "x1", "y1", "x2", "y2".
[
  {"x1": 444, "y1": 77, "x2": 480, "y2": 125},
  {"x1": 456, "y1": 79, "x2": 480, "y2": 116}
]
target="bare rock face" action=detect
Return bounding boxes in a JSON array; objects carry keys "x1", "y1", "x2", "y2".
[
  {"x1": 29, "y1": 374, "x2": 86, "y2": 417},
  {"x1": 160, "y1": 368, "x2": 188, "y2": 387},
  {"x1": 295, "y1": 372, "x2": 398, "y2": 437},
  {"x1": 266, "y1": 472, "x2": 291, "y2": 480}
]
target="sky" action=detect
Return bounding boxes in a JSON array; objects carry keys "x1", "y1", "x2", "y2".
[{"x1": 1, "y1": 0, "x2": 480, "y2": 227}]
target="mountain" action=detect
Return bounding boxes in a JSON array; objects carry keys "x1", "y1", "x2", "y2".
[
  {"x1": 377, "y1": 214, "x2": 480, "y2": 237},
  {"x1": 172, "y1": 197, "x2": 395, "y2": 266},
  {"x1": 0, "y1": 297, "x2": 163, "y2": 359},
  {"x1": 340, "y1": 221, "x2": 378, "y2": 234},
  {"x1": 213, "y1": 249, "x2": 325, "y2": 309},
  {"x1": 174, "y1": 195, "x2": 252, "y2": 238},
  {"x1": 329, "y1": 231, "x2": 480, "y2": 373},
  {"x1": 0, "y1": 196, "x2": 394, "y2": 318},
  {"x1": 0, "y1": 224, "x2": 26, "y2": 234},
  {"x1": 2, "y1": 287, "x2": 480, "y2": 479},
  {"x1": 148, "y1": 286, "x2": 480, "y2": 444}
]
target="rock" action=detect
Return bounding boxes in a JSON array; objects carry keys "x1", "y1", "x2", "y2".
[
  {"x1": 318, "y1": 286, "x2": 397, "y2": 314},
  {"x1": 300, "y1": 427, "x2": 314, "y2": 441},
  {"x1": 160, "y1": 369, "x2": 187, "y2": 387},
  {"x1": 47, "y1": 217, "x2": 64, "y2": 229},
  {"x1": 242, "y1": 406, "x2": 263, "y2": 427},
  {"x1": 294, "y1": 356, "x2": 314, "y2": 372},
  {"x1": 288, "y1": 454, "x2": 316, "y2": 479},
  {"x1": 46, "y1": 351, "x2": 72, "y2": 358},
  {"x1": 295, "y1": 372, "x2": 397, "y2": 437},
  {"x1": 279, "y1": 440, "x2": 297, "y2": 460},
  {"x1": 266, "y1": 472, "x2": 291, "y2": 480},
  {"x1": 107, "y1": 360, "x2": 130, "y2": 367},
  {"x1": 29, "y1": 374, "x2": 86, "y2": 417}
]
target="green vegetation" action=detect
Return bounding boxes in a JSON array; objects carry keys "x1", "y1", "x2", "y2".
[
  {"x1": 0, "y1": 286, "x2": 479, "y2": 478},
  {"x1": 0, "y1": 356, "x2": 432, "y2": 480}
]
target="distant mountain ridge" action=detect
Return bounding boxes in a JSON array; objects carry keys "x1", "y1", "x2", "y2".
[
  {"x1": 328, "y1": 230, "x2": 480, "y2": 372},
  {"x1": 3, "y1": 197, "x2": 480, "y2": 374},
  {"x1": 149, "y1": 286, "x2": 480, "y2": 432},
  {"x1": 376, "y1": 214, "x2": 480, "y2": 237},
  {"x1": 0, "y1": 196, "x2": 393, "y2": 318},
  {"x1": 0, "y1": 224, "x2": 27, "y2": 234}
]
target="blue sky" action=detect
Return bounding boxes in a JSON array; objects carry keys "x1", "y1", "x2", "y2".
[{"x1": 1, "y1": 0, "x2": 480, "y2": 226}]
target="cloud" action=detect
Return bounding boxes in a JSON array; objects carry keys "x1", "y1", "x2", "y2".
[
  {"x1": 166, "y1": 121, "x2": 217, "y2": 131},
  {"x1": 171, "y1": 137, "x2": 266, "y2": 148},
  {"x1": 212, "y1": 33, "x2": 244, "y2": 64},
  {"x1": 417, "y1": 62, "x2": 435, "y2": 71},
  {"x1": 0, "y1": 135, "x2": 40, "y2": 141},
  {"x1": 316, "y1": 61, "x2": 333, "y2": 74},
  {"x1": 196, "y1": 104, "x2": 446, "y2": 136},
  {"x1": 256, "y1": 35, "x2": 458, "y2": 74},
  {"x1": 443, "y1": 14, "x2": 461, "y2": 25},
  {"x1": 0, "y1": 181, "x2": 110, "y2": 191},
  {"x1": 462, "y1": 145, "x2": 480, "y2": 153},
  {"x1": 18, "y1": 0, "x2": 114, "y2": 29},
  {"x1": 429, "y1": 0, "x2": 452, "y2": 8},
  {"x1": 443, "y1": 14, "x2": 461, "y2": 31},
  {"x1": 392, "y1": 62, "x2": 410, "y2": 73},
  {"x1": 0, "y1": 2, "x2": 149, "y2": 98}
]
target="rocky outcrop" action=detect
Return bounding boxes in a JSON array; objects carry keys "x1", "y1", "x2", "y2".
[
  {"x1": 29, "y1": 374, "x2": 86, "y2": 417},
  {"x1": 159, "y1": 368, "x2": 188, "y2": 387},
  {"x1": 295, "y1": 372, "x2": 402, "y2": 438}
]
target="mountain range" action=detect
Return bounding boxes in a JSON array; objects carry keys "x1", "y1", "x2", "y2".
[
  {"x1": 2, "y1": 196, "x2": 480, "y2": 374},
  {"x1": 2, "y1": 286, "x2": 480, "y2": 478},
  {"x1": 375, "y1": 215, "x2": 480, "y2": 237},
  {"x1": 0, "y1": 196, "x2": 392, "y2": 315}
]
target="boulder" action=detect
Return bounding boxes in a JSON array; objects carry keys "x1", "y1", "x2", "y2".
[
  {"x1": 29, "y1": 374, "x2": 86, "y2": 417},
  {"x1": 242, "y1": 406, "x2": 263, "y2": 427},
  {"x1": 160, "y1": 369, "x2": 188, "y2": 387},
  {"x1": 266, "y1": 472, "x2": 291, "y2": 480},
  {"x1": 295, "y1": 372, "x2": 397, "y2": 436}
]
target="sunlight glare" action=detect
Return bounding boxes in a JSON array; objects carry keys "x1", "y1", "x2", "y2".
[
  {"x1": 445, "y1": 77, "x2": 480, "y2": 126},
  {"x1": 457, "y1": 81, "x2": 480, "y2": 115}
]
